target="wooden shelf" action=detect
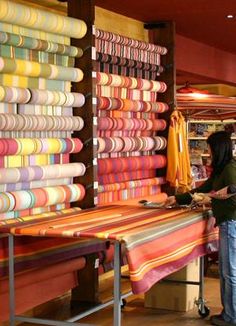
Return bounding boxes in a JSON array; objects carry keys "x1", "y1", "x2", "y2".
[
  {"x1": 188, "y1": 137, "x2": 207, "y2": 140},
  {"x1": 188, "y1": 136, "x2": 236, "y2": 140},
  {"x1": 188, "y1": 119, "x2": 236, "y2": 124}
]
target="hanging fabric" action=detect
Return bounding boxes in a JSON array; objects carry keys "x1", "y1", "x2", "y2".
[{"x1": 166, "y1": 110, "x2": 192, "y2": 192}]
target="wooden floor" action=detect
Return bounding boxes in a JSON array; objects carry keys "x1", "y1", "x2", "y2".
[{"x1": 6, "y1": 264, "x2": 221, "y2": 326}]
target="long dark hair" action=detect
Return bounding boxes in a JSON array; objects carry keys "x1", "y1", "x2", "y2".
[{"x1": 207, "y1": 131, "x2": 233, "y2": 176}]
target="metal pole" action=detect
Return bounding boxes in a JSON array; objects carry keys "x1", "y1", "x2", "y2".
[
  {"x1": 199, "y1": 257, "x2": 204, "y2": 298},
  {"x1": 195, "y1": 256, "x2": 207, "y2": 314},
  {"x1": 113, "y1": 241, "x2": 121, "y2": 326}
]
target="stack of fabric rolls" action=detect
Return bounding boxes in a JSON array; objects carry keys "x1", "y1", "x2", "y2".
[
  {"x1": 0, "y1": 0, "x2": 87, "y2": 219},
  {"x1": 95, "y1": 28, "x2": 169, "y2": 203}
]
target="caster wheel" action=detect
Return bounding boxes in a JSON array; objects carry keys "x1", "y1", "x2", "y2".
[
  {"x1": 198, "y1": 305, "x2": 210, "y2": 318},
  {"x1": 121, "y1": 299, "x2": 127, "y2": 308}
]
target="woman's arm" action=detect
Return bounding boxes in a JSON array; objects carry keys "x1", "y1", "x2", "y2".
[{"x1": 174, "y1": 177, "x2": 214, "y2": 205}]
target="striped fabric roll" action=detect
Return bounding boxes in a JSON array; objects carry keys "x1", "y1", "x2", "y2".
[
  {"x1": 0, "y1": 177, "x2": 71, "y2": 192},
  {"x1": 0, "y1": 138, "x2": 83, "y2": 156},
  {"x1": 0, "y1": 163, "x2": 86, "y2": 183},
  {"x1": 29, "y1": 89, "x2": 85, "y2": 107},
  {"x1": 95, "y1": 28, "x2": 167, "y2": 55},
  {"x1": 97, "y1": 96, "x2": 169, "y2": 113},
  {"x1": 2, "y1": 50, "x2": 75, "y2": 71},
  {"x1": 97, "y1": 136, "x2": 167, "y2": 153},
  {"x1": 0, "y1": 114, "x2": 84, "y2": 131},
  {"x1": 96, "y1": 52, "x2": 164, "y2": 73},
  {"x1": 98, "y1": 155, "x2": 166, "y2": 174},
  {"x1": 0, "y1": 184, "x2": 85, "y2": 213},
  {"x1": 98, "y1": 170, "x2": 156, "y2": 184},
  {"x1": 97, "y1": 117, "x2": 166, "y2": 131},
  {"x1": 98, "y1": 177, "x2": 166, "y2": 192},
  {"x1": 0, "y1": 207, "x2": 82, "y2": 225},
  {"x1": 0, "y1": 203, "x2": 71, "y2": 220},
  {"x1": 95, "y1": 61, "x2": 158, "y2": 80},
  {"x1": 0, "y1": 85, "x2": 85, "y2": 107},
  {"x1": 0, "y1": 0, "x2": 87, "y2": 38},
  {"x1": 96, "y1": 39, "x2": 161, "y2": 65},
  {"x1": 0, "y1": 85, "x2": 31, "y2": 103},
  {"x1": 0, "y1": 86, "x2": 85, "y2": 107},
  {"x1": 0, "y1": 153, "x2": 70, "y2": 169},
  {"x1": 96, "y1": 86, "x2": 158, "y2": 101},
  {"x1": 98, "y1": 185, "x2": 165, "y2": 203},
  {"x1": 0, "y1": 57, "x2": 83, "y2": 82},
  {"x1": 0, "y1": 43, "x2": 73, "y2": 68},
  {"x1": 0, "y1": 31, "x2": 83, "y2": 57},
  {"x1": 97, "y1": 72, "x2": 167, "y2": 92}
]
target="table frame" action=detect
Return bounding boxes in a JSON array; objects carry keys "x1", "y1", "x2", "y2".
[
  {"x1": 8, "y1": 235, "x2": 131, "y2": 326},
  {"x1": 5, "y1": 207, "x2": 214, "y2": 326}
]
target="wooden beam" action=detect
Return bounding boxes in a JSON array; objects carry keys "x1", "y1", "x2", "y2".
[{"x1": 176, "y1": 34, "x2": 236, "y2": 86}]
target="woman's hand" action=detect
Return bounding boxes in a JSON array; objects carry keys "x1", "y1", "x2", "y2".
[
  {"x1": 165, "y1": 196, "x2": 176, "y2": 207},
  {"x1": 192, "y1": 193, "x2": 211, "y2": 204}
]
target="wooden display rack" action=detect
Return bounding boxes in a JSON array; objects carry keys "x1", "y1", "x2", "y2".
[{"x1": 67, "y1": 0, "x2": 176, "y2": 206}]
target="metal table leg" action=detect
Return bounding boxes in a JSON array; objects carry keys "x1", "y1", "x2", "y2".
[
  {"x1": 195, "y1": 256, "x2": 210, "y2": 318},
  {"x1": 113, "y1": 241, "x2": 121, "y2": 326},
  {"x1": 199, "y1": 256, "x2": 205, "y2": 303}
]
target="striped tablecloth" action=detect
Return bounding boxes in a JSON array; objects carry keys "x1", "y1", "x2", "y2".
[{"x1": 0, "y1": 205, "x2": 218, "y2": 294}]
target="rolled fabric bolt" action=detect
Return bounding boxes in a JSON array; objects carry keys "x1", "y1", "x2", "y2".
[
  {"x1": 0, "y1": 114, "x2": 84, "y2": 131},
  {"x1": 0, "y1": 31, "x2": 83, "y2": 57},
  {"x1": 0, "y1": 57, "x2": 84, "y2": 82},
  {"x1": 96, "y1": 72, "x2": 167, "y2": 92},
  {"x1": 0, "y1": 0, "x2": 87, "y2": 38},
  {"x1": 95, "y1": 28, "x2": 167, "y2": 54},
  {"x1": 98, "y1": 155, "x2": 167, "y2": 174},
  {"x1": 0, "y1": 138, "x2": 83, "y2": 155},
  {"x1": 0, "y1": 184, "x2": 86, "y2": 213},
  {"x1": 0, "y1": 163, "x2": 86, "y2": 183}
]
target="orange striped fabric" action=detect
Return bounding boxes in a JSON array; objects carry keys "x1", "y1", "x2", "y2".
[{"x1": 0, "y1": 205, "x2": 218, "y2": 294}]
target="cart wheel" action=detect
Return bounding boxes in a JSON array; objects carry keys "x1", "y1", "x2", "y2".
[
  {"x1": 198, "y1": 305, "x2": 210, "y2": 318},
  {"x1": 121, "y1": 299, "x2": 127, "y2": 308}
]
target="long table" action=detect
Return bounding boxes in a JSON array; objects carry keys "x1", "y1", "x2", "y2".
[{"x1": 0, "y1": 204, "x2": 219, "y2": 326}]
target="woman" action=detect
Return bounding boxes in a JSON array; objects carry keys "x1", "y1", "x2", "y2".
[{"x1": 166, "y1": 131, "x2": 236, "y2": 326}]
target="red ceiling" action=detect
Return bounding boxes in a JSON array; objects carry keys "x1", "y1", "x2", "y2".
[{"x1": 95, "y1": 0, "x2": 236, "y2": 55}]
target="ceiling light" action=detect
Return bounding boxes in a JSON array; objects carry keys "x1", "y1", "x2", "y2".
[
  {"x1": 190, "y1": 93, "x2": 209, "y2": 99},
  {"x1": 226, "y1": 14, "x2": 235, "y2": 19}
]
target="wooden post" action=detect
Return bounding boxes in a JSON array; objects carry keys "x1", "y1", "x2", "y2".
[
  {"x1": 145, "y1": 22, "x2": 176, "y2": 184},
  {"x1": 67, "y1": 0, "x2": 100, "y2": 307},
  {"x1": 71, "y1": 253, "x2": 100, "y2": 308},
  {"x1": 67, "y1": 0, "x2": 97, "y2": 209}
]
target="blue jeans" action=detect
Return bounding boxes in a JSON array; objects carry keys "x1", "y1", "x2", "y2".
[{"x1": 219, "y1": 220, "x2": 236, "y2": 323}]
